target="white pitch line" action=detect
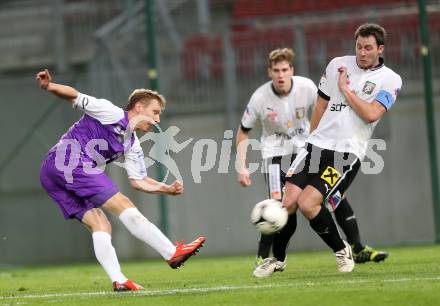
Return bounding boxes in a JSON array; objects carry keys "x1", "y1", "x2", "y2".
[{"x1": 1, "y1": 276, "x2": 440, "y2": 301}]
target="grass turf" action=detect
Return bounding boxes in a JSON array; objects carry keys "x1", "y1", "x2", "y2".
[{"x1": 0, "y1": 244, "x2": 439, "y2": 306}]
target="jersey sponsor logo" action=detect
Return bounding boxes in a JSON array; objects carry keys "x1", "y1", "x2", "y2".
[
  {"x1": 362, "y1": 81, "x2": 376, "y2": 95},
  {"x1": 330, "y1": 102, "x2": 348, "y2": 111},
  {"x1": 320, "y1": 166, "x2": 341, "y2": 187},
  {"x1": 275, "y1": 128, "x2": 305, "y2": 139},
  {"x1": 295, "y1": 107, "x2": 305, "y2": 119}
]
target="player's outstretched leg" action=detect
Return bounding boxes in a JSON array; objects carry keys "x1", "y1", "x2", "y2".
[
  {"x1": 117, "y1": 206, "x2": 205, "y2": 268},
  {"x1": 166, "y1": 237, "x2": 206, "y2": 269},
  {"x1": 253, "y1": 213, "x2": 297, "y2": 278}
]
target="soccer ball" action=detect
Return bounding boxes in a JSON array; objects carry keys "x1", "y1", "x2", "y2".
[{"x1": 250, "y1": 199, "x2": 288, "y2": 235}]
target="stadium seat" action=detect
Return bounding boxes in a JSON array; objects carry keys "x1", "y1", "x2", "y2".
[{"x1": 182, "y1": 33, "x2": 223, "y2": 80}]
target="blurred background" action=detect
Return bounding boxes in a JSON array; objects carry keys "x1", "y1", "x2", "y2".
[{"x1": 0, "y1": 0, "x2": 439, "y2": 266}]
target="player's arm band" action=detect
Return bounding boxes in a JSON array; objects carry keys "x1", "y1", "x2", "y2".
[
  {"x1": 317, "y1": 89, "x2": 330, "y2": 101},
  {"x1": 375, "y1": 89, "x2": 394, "y2": 111},
  {"x1": 240, "y1": 123, "x2": 252, "y2": 132}
]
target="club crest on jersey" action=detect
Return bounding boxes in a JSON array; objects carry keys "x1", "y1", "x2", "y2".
[
  {"x1": 320, "y1": 166, "x2": 341, "y2": 187},
  {"x1": 295, "y1": 107, "x2": 305, "y2": 119},
  {"x1": 362, "y1": 81, "x2": 376, "y2": 95}
]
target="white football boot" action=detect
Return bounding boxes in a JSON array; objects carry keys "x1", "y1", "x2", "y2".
[
  {"x1": 253, "y1": 257, "x2": 287, "y2": 278},
  {"x1": 335, "y1": 240, "x2": 355, "y2": 272}
]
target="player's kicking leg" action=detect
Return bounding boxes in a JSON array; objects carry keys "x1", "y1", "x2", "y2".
[
  {"x1": 102, "y1": 193, "x2": 205, "y2": 269},
  {"x1": 254, "y1": 183, "x2": 301, "y2": 278}
]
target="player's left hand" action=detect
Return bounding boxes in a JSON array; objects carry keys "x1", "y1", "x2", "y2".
[
  {"x1": 337, "y1": 66, "x2": 349, "y2": 91},
  {"x1": 36, "y1": 69, "x2": 52, "y2": 90},
  {"x1": 167, "y1": 180, "x2": 183, "y2": 195}
]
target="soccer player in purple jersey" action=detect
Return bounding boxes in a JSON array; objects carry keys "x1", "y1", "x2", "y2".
[{"x1": 36, "y1": 69, "x2": 205, "y2": 292}]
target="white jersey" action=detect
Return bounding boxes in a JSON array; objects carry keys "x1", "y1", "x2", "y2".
[
  {"x1": 308, "y1": 56, "x2": 402, "y2": 160},
  {"x1": 241, "y1": 76, "x2": 317, "y2": 159}
]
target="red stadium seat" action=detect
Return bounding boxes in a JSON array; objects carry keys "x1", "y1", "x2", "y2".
[
  {"x1": 182, "y1": 33, "x2": 223, "y2": 79},
  {"x1": 232, "y1": 0, "x2": 417, "y2": 18}
]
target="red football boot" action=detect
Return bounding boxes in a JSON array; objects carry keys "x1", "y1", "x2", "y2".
[
  {"x1": 167, "y1": 236, "x2": 206, "y2": 269},
  {"x1": 112, "y1": 279, "x2": 143, "y2": 292}
]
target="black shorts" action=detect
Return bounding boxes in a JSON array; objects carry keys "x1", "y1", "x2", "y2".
[
  {"x1": 262, "y1": 154, "x2": 296, "y2": 200},
  {"x1": 285, "y1": 143, "x2": 360, "y2": 201}
]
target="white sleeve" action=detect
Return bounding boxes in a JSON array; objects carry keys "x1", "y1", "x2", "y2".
[
  {"x1": 307, "y1": 80, "x2": 318, "y2": 109},
  {"x1": 318, "y1": 58, "x2": 337, "y2": 100},
  {"x1": 73, "y1": 93, "x2": 124, "y2": 124},
  {"x1": 124, "y1": 135, "x2": 148, "y2": 180},
  {"x1": 240, "y1": 93, "x2": 260, "y2": 130}
]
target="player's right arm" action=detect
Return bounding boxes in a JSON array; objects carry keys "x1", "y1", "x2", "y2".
[
  {"x1": 236, "y1": 93, "x2": 260, "y2": 187},
  {"x1": 309, "y1": 96, "x2": 328, "y2": 133},
  {"x1": 37, "y1": 68, "x2": 123, "y2": 123},
  {"x1": 310, "y1": 59, "x2": 334, "y2": 133},
  {"x1": 236, "y1": 125, "x2": 252, "y2": 187},
  {"x1": 36, "y1": 69, "x2": 78, "y2": 103}
]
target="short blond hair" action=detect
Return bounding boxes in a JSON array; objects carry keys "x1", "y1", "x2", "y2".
[
  {"x1": 268, "y1": 48, "x2": 295, "y2": 68},
  {"x1": 125, "y1": 88, "x2": 166, "y2": 111}
]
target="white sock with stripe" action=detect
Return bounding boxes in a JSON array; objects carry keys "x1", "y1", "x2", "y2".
[
  {"x1": 119, "y1": 207, "x2": 176, "y2": 260},
  {"x1": 92, "y1": 231, "x2": 127, "y2": 283}
]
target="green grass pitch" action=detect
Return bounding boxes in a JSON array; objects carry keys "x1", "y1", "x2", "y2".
[{"x1": 0, "y1": 244, "x2": 439, "y2": 306}]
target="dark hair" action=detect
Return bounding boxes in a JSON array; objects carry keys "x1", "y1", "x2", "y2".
[
  {"x1": 355, "y1": 23, "x2": 386, "y2": 46},
  {"x1": 125, "y1": 88, "x2": 166, "y2": 111},
  {"x1": 267, "y1": 48, "x2": 295, "y2": 68}
]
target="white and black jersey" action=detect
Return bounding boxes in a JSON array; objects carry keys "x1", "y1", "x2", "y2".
[
  {"x1": 308, "y1": 55, "x2": 402, "y2": 160},
  {"x1": 241, "y1": 76, "x2": 317, "y2": 159}
]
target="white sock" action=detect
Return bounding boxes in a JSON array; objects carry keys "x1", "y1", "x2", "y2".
[
  {"x1": 92, "y1": 231, "x2": 127, "y2": 283},
  {"x1": 119, "y1": 207, "x2": 176, "y2": 260}
]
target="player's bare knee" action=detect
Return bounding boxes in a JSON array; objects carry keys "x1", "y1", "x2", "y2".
[
  {"x1": 297, "y1": 192, "x2": 321, "y2": 219},
  {"x1": 83, "y1": 208, "x2": 112, "y2": 233},
  {"x1": 282, "y1": 182, "x2": 301, "y2": 213},
  {"x1": 282, "y1": 194, "x2": 298, "y2": 214},
  {"x1": 102, "y1": 192, "x2": 135, "y2": 216}
]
